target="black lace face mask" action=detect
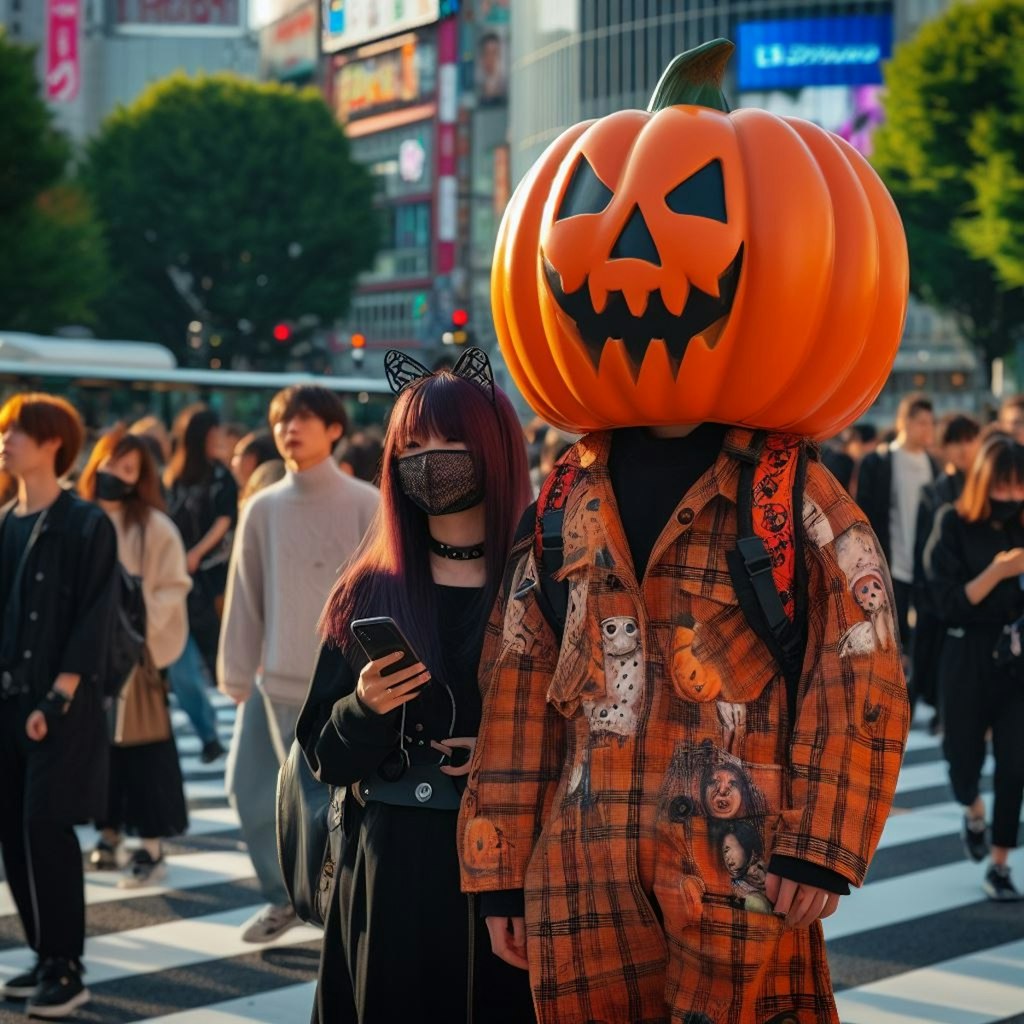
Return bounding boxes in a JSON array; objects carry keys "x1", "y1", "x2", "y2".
[{"x1": 397, "y1": 450, "x2": 484, "y2": 517}]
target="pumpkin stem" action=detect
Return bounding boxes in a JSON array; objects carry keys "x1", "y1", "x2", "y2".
[{"x1": 647, "y1": 38, "x2": 734, "y2": 114}]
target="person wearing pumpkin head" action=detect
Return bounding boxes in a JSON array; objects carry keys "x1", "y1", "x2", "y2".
[
  {"x1": 458, "y1": 39, "x2": 911, "y2": 1024},
  {"x1": 295, "y1": 351, "x2": 535, "y2": 1023}
]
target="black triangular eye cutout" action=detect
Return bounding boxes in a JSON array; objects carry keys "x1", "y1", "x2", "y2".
[
  {"x1": 556, "y1": 156, "x2": 614, "y2": 220},
  {"x1": 665, "y1": 159, "x2": 727, "y2": 222}
]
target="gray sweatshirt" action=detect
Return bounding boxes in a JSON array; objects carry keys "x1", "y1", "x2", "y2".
[{"x1": 217, "y1": 456, "x2": 379, "y2": 706}]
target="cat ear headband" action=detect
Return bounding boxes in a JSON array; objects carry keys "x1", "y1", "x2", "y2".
[{"x1": 384, "y1": 347, "x2": 496, "y2": 406}]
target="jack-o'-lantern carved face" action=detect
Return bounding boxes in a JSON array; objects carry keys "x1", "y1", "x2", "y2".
[
  {"x1": 543, "y1": 146, "x2": 744, "y2": 379},
  {"x1": 670, "y1": 622, "x2": 722, "y2": 702},
  {"x1": 492, "y1": 39, "x2": 908, "y2": 438}
]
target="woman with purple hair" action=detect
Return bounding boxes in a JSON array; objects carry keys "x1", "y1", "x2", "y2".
[{"x1": 296, "y1": 351, "x2": 536, "y2": 1023}]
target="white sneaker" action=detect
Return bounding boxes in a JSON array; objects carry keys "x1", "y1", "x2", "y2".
[{"x1": 240, "y1": 904, "x2": 300, "y2": 943}]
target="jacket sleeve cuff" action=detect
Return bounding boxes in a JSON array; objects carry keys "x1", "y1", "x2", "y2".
[
  {"x1": 479, "y1": 889, "x2": 526, "y2": 919},
  {"x1": 330, "y1": 690, "x2": 398, "y2": 746},
  {"x1": 768, "y1": 854, "x2": 851, "y2": 895},
  {"x1": 218, "y1": 675, "x2": 253, "y2": 702}
]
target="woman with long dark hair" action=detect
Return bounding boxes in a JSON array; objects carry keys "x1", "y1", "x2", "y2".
[
  {"x1": 79, "y1": 426, "x2": 192, "y2": 885},
  {"x1": 296, "y1": 352, "x2": 535, "y2": 1023},
  {"x1": 926, "y1": 434, "x2": 1024, "y2": 901},
  {"x1": 164, "y1": 404, "x2": 237, "y2": 761}
]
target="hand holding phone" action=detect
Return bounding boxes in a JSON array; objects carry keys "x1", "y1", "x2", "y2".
[{"x1": 350, "y1": 617, "x2": 431, "y2": 717}]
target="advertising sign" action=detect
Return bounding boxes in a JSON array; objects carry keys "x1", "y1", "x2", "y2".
[
  {"x1": 260, "y1": 1, "x2": 317, "y2": 80},
  {"x1": 114, "y1": 0, "x2": 242, "y2": 29},
  {"x1": 737, "y1": 16, "x2": 892, "y2": 90},
  {"x1": 335, "y1": 37, "x2": 436, "y2": 122},
  {"x1": 45, "y1": 0, "x2": 80, "y2": 102},
  {"x1": 324, "y1": 0, "x2": 456, "y2": 53}
]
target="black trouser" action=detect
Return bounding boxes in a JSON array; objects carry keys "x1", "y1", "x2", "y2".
[
  {"x1": 892, "y1": 579, "x2": 913, "y2": 655},
  {"x1": 942, "y1": 661, "x2": 1024, "y2": 849},
  {"x1": 0, "y1": 698, "x2": 86, "y2": 961}
]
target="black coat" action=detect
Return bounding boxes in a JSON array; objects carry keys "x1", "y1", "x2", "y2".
[
  {"x1": 925, "y1": 504, "x2": 1024, "y2": 699},
  {"x1": 856, "y1": 447, "x2": 941, "y2": 566},
  {"x1": 297, "y1": 620, "x2": 534, "y2": 1024},
  {"x1": 0, "y1": 491, "x2": 119, "y2": 823}
]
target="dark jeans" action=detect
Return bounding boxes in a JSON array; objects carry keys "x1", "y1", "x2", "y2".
[
  {"x1": 0, "y1": 698, "x2": 85, "y2": 961},
  {"x1": 943, "y1": 666, "x2": 1024, "y2": 849}
]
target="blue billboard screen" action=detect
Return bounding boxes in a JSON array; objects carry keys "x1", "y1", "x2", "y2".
[{"x1": 737, "y1": 16, "x2": 892, "y2": 90}]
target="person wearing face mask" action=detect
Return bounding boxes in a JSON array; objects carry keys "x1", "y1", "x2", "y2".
[
  {"x1": 296, "y1": 351, "x2": 535, "y2": 1024},
  {"x1": 925, "y1": 434, "x2": 1024, "y2": 901},
  {"x1": 78, "y1": 426, "x2": 192, "y2": 886}
]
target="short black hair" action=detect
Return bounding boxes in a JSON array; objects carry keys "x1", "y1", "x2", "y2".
[
  {"x1": 268, "y1": 386, "x2": 348, "y2": 436},
  {"x1": 849, "y1": 422, "x2": 877, "y2": 444},
  {"x1": 241, "y1": 430, "x2": 279, "y2": 467},
  {"x1": 897, "y1": 392, "x2": 934, "y2": 426},
  {"x1": 940, "y1": 413, "x2": 980, "y2": 447}
]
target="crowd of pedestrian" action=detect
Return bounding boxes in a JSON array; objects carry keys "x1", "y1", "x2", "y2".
[{"x1": 0, "y1": 377, "x2": 1021, "y2": 1020}]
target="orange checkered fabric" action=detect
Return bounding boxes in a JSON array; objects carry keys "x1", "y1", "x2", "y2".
[{"x1": 458, "y1": 428, "x2": 909, "y2": 1024}]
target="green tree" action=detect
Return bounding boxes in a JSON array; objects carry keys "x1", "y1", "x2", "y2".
[
  {"x1": 83, "y1": 74, "x2": 379, "y2": 369},
  {"x1": 0, "y1": 30, "x2": 108, "y2": 331},
  {"x1": 872, "y1": 0, "x2": 1024, "y2": 364}
]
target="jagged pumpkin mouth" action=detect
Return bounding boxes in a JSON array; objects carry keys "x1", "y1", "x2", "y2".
[{"x1": 543, "y1": 244, "x2": 743, "y2": 379}]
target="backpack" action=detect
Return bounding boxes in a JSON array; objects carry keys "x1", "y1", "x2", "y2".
[
  {"x1": 105, "y1": 565, "x2": 147, "y2": 699},
  {"x1": 532, "y1": 431, "x2": 812, "y2": 725}
]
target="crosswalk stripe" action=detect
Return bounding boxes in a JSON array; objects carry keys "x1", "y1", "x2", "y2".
[
  {"x1": 895, "y1": 754, "x2": 993, "y2": 794},
  {"x1": 835, "y1": 938, "x2": 1024, "y2": 1024},
  {"x1": 0, "y1": 850, "x2": 255, "y2": 918},
  {"x1": 0, "y1": 907, "x2": 321, "y2": 986},
  {"x1": 136, "y1": 982, "x2": 317, "y2": 1024}
]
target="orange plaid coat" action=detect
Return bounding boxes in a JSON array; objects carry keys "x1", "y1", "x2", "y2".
[{"x1": 458, "y1": 429, "x2": 909, "y2": 1024}]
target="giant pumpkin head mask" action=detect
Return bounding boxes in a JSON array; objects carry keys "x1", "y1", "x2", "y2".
[{"x1": 493, "y1": 39, "x2": 908, "y2": 437}]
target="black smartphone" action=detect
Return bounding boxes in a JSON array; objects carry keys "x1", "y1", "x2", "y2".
[{"x1": 350, "y1": 616, "x2": 423, "y2": 678}]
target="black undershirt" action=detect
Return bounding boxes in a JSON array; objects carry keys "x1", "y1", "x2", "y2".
[
  {"x1": 0, "y1": 510, "x2": 41, "y2": 621},
  {"x1": 608, "y1": 424, "x2": 729, "y2": 581}
]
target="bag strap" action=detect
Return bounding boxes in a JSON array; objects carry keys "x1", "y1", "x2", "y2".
[
  {"x1": 533, "y1": 461, "x2": 580, "y2": 639},
  {"x1": 725, "y1": 431, "x2": 809, "y2": 726}
]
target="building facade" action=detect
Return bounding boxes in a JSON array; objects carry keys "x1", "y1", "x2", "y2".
[{"x1": 2, "y1": 0, "x2": 258, "y2": 144}]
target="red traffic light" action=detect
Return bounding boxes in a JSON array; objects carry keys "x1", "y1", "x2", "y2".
[
  {"x1": 452, "y1": 308, "x2": 469, "y2": 328},
  {"x1": 273, "y1": 323, "x2": 292, "y2": 343},
  {"x1": 351, "y1": 333, "x2": 366, "y2": 349}
]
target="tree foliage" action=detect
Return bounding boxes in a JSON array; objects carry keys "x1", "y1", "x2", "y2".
[
  {"x1": 0, "y1": 30, "x2": 108, "y2": 332},
  {"x1": 83, "y1": 74, "x2": 379, "y2": 368},
  {"x1": 872, "y1": 0, "x2": 1024, "y2": 362}
]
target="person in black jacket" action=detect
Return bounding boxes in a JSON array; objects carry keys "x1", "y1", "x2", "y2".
[
  {"x1": 856, "y1": 393, "x2": 939, "y2": 654},
  {"x1": 296, "y1": 353, "x2": 536, "y2": 1023},
  {"x1": 912, "y1": 414, "x2": 982, "y2": 726},
  {"x1": 925, "y1": 434, "x2": 1024, "y2": 901},
  {"x1": 0, "y1": 394, "x2": 120, "y2": 1017}
]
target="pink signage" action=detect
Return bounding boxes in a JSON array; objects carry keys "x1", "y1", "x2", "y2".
[{"x1": 45, "y1": 0, "x2": 81, "y2": 103}]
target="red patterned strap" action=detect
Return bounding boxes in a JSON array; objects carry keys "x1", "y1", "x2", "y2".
[{"x1": 751, "y1": 433, "x2": 804, "y2": 621}]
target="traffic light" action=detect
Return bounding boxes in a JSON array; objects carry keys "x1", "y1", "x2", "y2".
[
  {"x1": 445, "y1": 309, "x2": 470, "y2": 346},
  {"x1": 351, "y1": 332, "x2": 366, "y2": 365},
  {"x1": 273, "y1": 323, "x2": 292, "y2": 344}
]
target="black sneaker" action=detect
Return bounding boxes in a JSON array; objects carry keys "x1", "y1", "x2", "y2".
[
  {"x1": 26, "y1": 958, "x2": 89, "y2": 1019},
  {"x1": 118, "y1": 848, "x2": 167, "y2": 889},
  {"x1": 983, "y1": 864, "x2": 1023, "y2": 902},
  {"x1": 88, "y1": 839, "x2": 121, "y2": 871},
  {"x1": 200, "y1": 738, "x2": 226, "y2": 764},
  {"x1": 1, "y1": 958, "x2": 40, "y2": 1000},
  {"x1": 962, "y1": 814, "x2": 989, "y2": 863}
]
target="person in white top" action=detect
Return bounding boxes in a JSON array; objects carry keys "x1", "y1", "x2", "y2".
[
  {"x1": 78, "y1": 425, "x2": 193, "y2": 888},
  {"x1": 218, "y1": 387, "x2": 379, "y2": 943}
]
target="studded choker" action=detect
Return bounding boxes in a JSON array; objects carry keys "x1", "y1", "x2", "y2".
[{"x1": 429, "y1": 537, "x2": 485, "y2": 561}]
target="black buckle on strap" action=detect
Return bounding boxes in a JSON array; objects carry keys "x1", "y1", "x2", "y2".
[{"x1": 736, "y1": 536, "x2": 773, "y2": 577}]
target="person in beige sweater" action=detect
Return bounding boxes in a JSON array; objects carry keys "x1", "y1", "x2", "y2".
[
  {"x1": 218, "y1": 386, "x2": 379, "y2": 943},
  {"x1": 78, "y1": 426, "x2": 193, "y2": 888}
]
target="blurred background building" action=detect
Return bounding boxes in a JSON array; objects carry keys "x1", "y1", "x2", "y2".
[{"x1": 2, "y1": 0, "x2": 258, "y2": 143}]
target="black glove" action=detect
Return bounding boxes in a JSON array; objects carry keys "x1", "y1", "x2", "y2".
[{"x1": 35, "y1": 687, "x2": 72, "y2": 726}]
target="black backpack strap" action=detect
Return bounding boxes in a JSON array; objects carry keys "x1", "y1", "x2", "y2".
[
  {"x1": 726, "y1": 432, "x2": 809, "y2": 726},
  {"x1": 537, "y1": 504, "x2": 567, "y2": 640}
]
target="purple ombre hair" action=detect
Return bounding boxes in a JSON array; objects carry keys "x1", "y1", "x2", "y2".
[{"x1": 320, "y1": 367, "x2": 532, "y2": 683}]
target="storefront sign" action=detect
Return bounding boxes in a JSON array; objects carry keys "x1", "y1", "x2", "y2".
[
  {"x1": 335, "y1": 37, "x2": 435, "y2": 121},
  {"x1": 324, "y1": 0, "x2": 456, "y2": 53},
  {"x1": 114, "y1": 0, "x2": 242, "y2": 28},
  {"x1": 738, "y1": 16, "x2": 892, "y2": 90},
  {"x1": 45, "y1": 0, "x2": 80, "y2": 102},
  {"x1": 260, "y1": 1, "x2": 317, "y2": 80}
]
